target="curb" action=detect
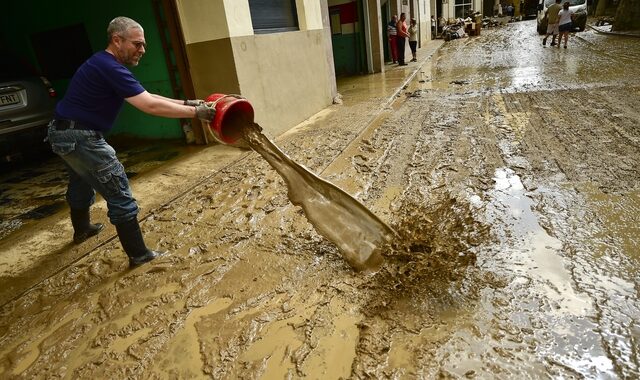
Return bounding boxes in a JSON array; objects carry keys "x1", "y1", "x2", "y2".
[
  {"x1": 320, "y1": 41, "x2": 443, "y2": 174},
  {"x1": 587, "y1": 24, "x2": 640, "y2": 38},
  {"x1": 385, "y1": 41, "x2": 444, "y2": 108}
]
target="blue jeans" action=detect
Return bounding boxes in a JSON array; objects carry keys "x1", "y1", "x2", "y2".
[{"x1": 47, "y1": 126, "x2": 139, "y2": 225}]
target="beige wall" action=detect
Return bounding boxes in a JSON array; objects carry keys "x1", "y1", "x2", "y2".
[
  {"x1": 176, "y1": 0, "x2": 253, "y2": 42},
  {"x1": 176, "y1": 0, "x2": 336, "y2": 140},
  {"x1": 297, "y1": 0, "x2": 324, "y2": 30},
  {"x1": 233, "y1": 30, "x2": 334, "y2": 137}
]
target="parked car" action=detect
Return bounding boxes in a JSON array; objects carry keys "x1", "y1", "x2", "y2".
[
  {"x1": 536, "y1": 0, "x2": 587, "y2": 34},
  {"x1": 0, "y1": 50, "x2": 57, "y2": 161}
]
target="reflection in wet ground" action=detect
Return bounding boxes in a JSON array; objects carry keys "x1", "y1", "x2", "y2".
[{"x1": 485, "y1": 168, "x2": 615, "y2": 375}]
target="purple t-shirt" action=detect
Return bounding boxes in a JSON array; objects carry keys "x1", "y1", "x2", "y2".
[{"x1": 55, "y1": 51, "x2": 145, "y2": 132}]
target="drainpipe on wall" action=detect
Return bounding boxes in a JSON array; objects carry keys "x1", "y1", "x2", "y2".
[{"x1": 362, "y1": 0, "x2": 374, "y2": 74}]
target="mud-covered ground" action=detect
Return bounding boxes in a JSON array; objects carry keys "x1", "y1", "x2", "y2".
[{"x1": 1, "y1": 21, "x2": 639, "y2": 378}]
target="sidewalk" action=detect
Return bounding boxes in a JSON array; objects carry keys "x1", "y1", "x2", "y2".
[
  {"x1": 588, "y1": 23, "x2": 640, "y2": 37},
  {"x1": 0, "y1": 39, "x2": 444, "y2": 307},
  {"x1": 332, "y1": 39, "x2": 443, "y2": 136}
]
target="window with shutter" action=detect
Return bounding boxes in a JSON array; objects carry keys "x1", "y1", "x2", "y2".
[{"x1": 248, "y1": 0, "x2": 299, "y2": 34}]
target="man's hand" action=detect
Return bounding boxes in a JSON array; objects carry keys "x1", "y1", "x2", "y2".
[
  {"x1": 195, "y1": 103, "x2": 216, "y2": 122},
  {"x1": 184, "y1": 99, "x2": 205, "y2": 107}
]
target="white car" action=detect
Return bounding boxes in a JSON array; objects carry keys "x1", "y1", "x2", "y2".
[{"x1": 536, "y1": 0, "x2": 588, "y2": 34}]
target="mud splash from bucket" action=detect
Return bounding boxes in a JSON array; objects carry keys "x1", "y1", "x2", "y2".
[{"x1": 240, "y1": 123, "x2": 396, "y2": 271}]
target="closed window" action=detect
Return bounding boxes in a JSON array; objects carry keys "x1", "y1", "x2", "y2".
[{"x1": 249, "y1": 0, "x2": 299, "y2": 33}]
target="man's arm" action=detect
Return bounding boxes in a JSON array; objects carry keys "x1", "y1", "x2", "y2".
[
  {"x1": 128, "y1": 91, "x2": 216, "y2": 121},
  {"x1": 151, "y1": 93, "x2": 205, "y2": 107},
  {"x1": 127, "y1": 91, "x2": 196, "y2": 118},
  {"x1": 150, "y1": 93, "x2": 184, "y2": 105}
]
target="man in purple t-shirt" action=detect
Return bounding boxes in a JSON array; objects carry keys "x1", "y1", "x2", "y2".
[{"x1": 47, "y1": 16, "x2": 216, "y2": 268}]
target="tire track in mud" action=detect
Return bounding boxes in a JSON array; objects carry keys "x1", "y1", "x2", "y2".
[{"x1": 484, "y1": 91, "x2": 607, "y2": 377}]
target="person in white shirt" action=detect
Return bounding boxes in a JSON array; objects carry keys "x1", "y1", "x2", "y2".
[
  {"x1": 409, "y1": 19, "x2": 418, "y2": 62},
  {"x1": 431, "y1": 15, "x2": 436, "y2": 39},
  {"x1": 557, "y1": 2, "x2": 575, "y2": 48}
]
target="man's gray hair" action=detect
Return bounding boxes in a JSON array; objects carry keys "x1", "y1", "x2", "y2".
[{"x1": 107, "y1": 16, "x2": 143, "y2": 40}]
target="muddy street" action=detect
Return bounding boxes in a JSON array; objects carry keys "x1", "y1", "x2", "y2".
[{"x1": 1, "y1": 20, "x2": 639, "y2": 378}]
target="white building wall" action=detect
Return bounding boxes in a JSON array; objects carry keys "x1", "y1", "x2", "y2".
[{"x1": 297, "y1": 0, "x2": 325, "y2": 30}]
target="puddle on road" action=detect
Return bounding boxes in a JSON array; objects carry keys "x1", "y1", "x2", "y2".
[
  {"x1": 487, "y1": 167, "x2": 582, "y2": 308},
  {"x1": 428, "y1": 25, "x2": 640, "y2": 93},
  {"x1": 484, "y1": 168, "x2": 621, "y2": 376},
  {"x1": 488, "y1": 168, "x2": 595, "y2": 313}
]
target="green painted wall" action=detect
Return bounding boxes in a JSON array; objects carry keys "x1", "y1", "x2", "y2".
[
  {"x1": 0, "y1": 0, "x2": 183, "y2": 139},
  {"x1": 331, "y1": 35, "x2": 359, "y2": 76},
  {"x1": 328, "y1": 0, "x2": 366, "y2": 76}
]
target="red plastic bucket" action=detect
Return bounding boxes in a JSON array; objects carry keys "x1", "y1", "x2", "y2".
[{"x1": 204, "y1": 93, "x2": 254, "y2": 144}]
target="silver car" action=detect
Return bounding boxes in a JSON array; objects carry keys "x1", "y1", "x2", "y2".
[{"x1": 0, "y1": 51, "x2": 57, "y2": 161}]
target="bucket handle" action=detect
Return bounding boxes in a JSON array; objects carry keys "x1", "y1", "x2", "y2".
[
  {"x1": 203, "y1": 94, "x2": 246, "y2": 144},
  {"x1": 206, "y1": 94, "x2": 245, "y2": 108}
]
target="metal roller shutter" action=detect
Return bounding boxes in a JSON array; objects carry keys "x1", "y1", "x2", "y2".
[{"x1": 249, "y1": 0, "x2": 299, "y2": 33}]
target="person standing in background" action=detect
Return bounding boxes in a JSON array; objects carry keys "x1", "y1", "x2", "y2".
[
  {"x1": 557, "y1": 1, "x2": 575, "y2": 48},
  {"x1": 543, "y1": 0, "x2": 563, "y2": 46},
  {"x1": 438, "y1": 16, "x2": 446, "y2": 36},
  {"x1": 396, "y1": 13, "x2": 409, "y2": 66},
  {"x1": 431, "y1": 15, "x2": 436, "y2": 39},
  {"x1": 409, "y1": 18, "x2": 418, "y2": 62},
  {"x1": 387, "y1": 15, "x2": 399, "y2": 64}
]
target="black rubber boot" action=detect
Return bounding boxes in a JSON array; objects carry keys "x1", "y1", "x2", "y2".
[
  {"x1": 70, "y1": 208, "x2": 104, "y2": 244},
  {"x1": 115, "y1": 218, "x2": 161, "y2": 267}
]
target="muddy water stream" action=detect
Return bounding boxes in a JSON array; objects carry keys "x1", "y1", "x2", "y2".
[{"x1": 240, "y1": 122, "x2": 396, "y2": 270}]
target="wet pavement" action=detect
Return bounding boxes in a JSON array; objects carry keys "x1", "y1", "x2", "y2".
[
  {"x1": 0, "y1": 139, "x2": 196, "y2": 241},
  {"x1": 1, "y1": 20, "x2": 639, "y2": 378}
]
